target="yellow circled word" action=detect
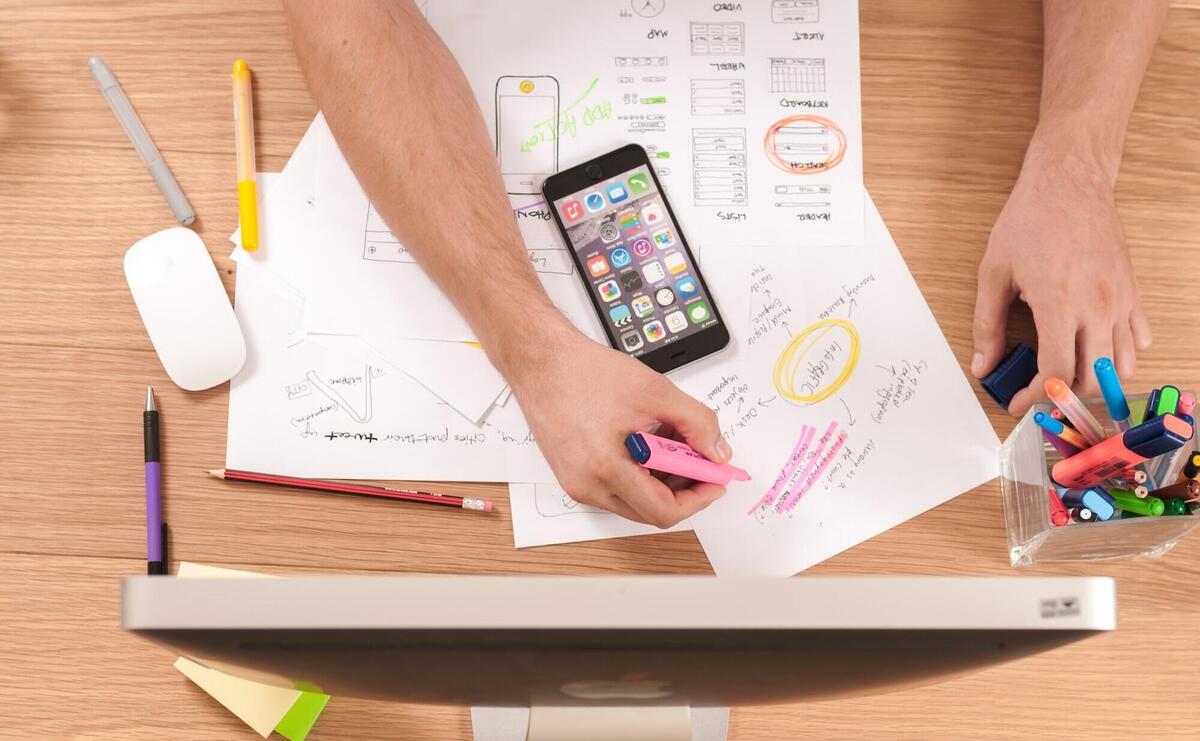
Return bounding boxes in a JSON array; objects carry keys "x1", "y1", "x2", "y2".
[{"x1": 772, "y1": 318, "x2": 861, "y2": 404}]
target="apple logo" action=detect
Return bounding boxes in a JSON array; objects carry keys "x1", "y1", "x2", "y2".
[{"x1": 560, "y1": 673, "x2": 673, "y2": 700}]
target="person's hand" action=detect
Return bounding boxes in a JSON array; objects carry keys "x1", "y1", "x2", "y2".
[
  {"x1": 504, "y1": 321, "x2": 731, "y2": 528},
  {"x1": 971, "y1": 148, "x2": 1152, "y2": 415}
]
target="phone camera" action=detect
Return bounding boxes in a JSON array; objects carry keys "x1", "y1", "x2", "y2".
[{"x1": 585, "y1": 164, "x2": 604, "y2": 180}]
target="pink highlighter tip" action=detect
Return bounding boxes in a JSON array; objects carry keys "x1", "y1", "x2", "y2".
[{"x1": 484, "y1": 501, "x2": 494, "y2": 513}]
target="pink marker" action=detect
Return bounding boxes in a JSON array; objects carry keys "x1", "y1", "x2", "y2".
[
  {"x1": 1179, "y1": 392, "x2": 1197, "y2": 417},
  {"x1": 625, "y1": 431, "x2": 750, "y2": 485}
]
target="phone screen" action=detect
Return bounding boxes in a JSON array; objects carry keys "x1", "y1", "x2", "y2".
[{"x1": 551, "y1": 164, "x2": 721, "y2": 359}]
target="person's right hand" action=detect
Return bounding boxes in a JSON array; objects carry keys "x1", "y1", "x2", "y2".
[{"x1": 504, "y1": 320, "x2": 732, "y2": 528}]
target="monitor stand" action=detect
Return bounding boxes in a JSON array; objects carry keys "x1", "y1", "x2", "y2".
[{"x1": 471, "y1": 706, "x2": 729, "y2": 741}]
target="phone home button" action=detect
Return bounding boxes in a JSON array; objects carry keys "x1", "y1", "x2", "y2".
[{"x1": 585, "y1": 164, "x2": 604, "y2": 180}]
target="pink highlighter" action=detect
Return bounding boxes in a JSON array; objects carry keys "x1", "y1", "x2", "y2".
[
  {"x1": 1051, "y1": 414, "x2": 1193, "y2": 489},
  {"x1": 625, "y1": 431, "x2": 751, "y2": 485}
]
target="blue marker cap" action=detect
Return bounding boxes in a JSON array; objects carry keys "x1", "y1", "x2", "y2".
[
  {"x1": 1124, "y1": 414, "x2": 1193, "y2": 459},
  {"x1": 981, "y1": 343, "x2": 1039, "y2": 409},
  {"x1": 1033, "y1": 411, "x2": 1065, "y2": 435},
  {"x1": 624, "y1": 432, "x2": 651, "y2": 464},
  {"x1": 1093, "y1": 358, "x2": 1130, "y2": 423},
  {"x1": 1081, "y1": 487, "x2": 1117, "y2": 521}
]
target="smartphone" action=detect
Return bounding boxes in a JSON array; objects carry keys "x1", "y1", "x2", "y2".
[
  {"x1": 543, "y1": 144, "x2": 730, "y2": 373},
  {"x1": 494, "y1": 76, "x2": 559, "y2": 195}
]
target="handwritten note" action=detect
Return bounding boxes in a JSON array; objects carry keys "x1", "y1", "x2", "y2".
[{"x1": 689, "y1": 197, "x2": 999, "y2": 576}]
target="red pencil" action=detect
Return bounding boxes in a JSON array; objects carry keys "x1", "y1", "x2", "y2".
[{"x1": 206, "y1": 468, "x2": 493, "y2": 513}]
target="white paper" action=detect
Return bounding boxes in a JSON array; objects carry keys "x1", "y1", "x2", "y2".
[
  {"x1": 229, "y1": 119, "x2": 509, "y2": 422},
  {"x1": 689, "y1": 197, "x2": 999, "y2": 576},
  {"x1": 509, "y1": 482, "x2": 690, "y2": 548},
  {"x1": 428, "y1": 0, "x2": 864, "y2": 246},
  {"x1": 303, "y1": 0, "x2": 864, "y2": 340},
  {"x1": 306, "y1": 125, "x2": 608, "y2": 342},
  {"x1": 226, "y1": 264, "x2": 556, "y2": 482}
]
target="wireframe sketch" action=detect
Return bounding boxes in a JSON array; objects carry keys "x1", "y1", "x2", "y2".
[
  {"x1": 495, "y1": 75, "x2": 560, "y2": 195},
  {"x1": 771, "y1": 0, "x2": 819, "y2": 23},
  {"x1": 769, "y1": 58, "x2": 826, "y2": 94},
  {"x1": 690, "y1": 22, "x2": 745, "y2": 56},
  {"x1": 692, "y1": 128, "x2": 748, "y2": 206}
]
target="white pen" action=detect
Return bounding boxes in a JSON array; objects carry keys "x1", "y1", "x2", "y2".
[{"x1": 89, "y1": 56, "x2": 195, "y2": 226}]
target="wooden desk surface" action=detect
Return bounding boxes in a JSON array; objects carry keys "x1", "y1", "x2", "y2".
[{"x1": 2, "y1": 1, "x2": 1199, "y2": 738}]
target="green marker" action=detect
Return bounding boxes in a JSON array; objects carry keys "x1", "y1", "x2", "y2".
[
  {"x1": 1163, "y1": 497, "x2": 1188, "y2": 516},
  {"x1": 1156, "y1": 386, "x2": 1181, "y2": 417},
  {"x1": 1121, "y1": 509, "x2": 1145, "y2": 519},
  {"x1": 1110, "y1": 488, "x2": 1164, "y2": 516},
  {"x1": 643, "y1": 96, "x2": 667, "y2": 104}
]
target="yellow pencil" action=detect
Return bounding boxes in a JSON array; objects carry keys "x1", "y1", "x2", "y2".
[{"x1": 232, "y1": 60, "x2": 259, "y2": 252}]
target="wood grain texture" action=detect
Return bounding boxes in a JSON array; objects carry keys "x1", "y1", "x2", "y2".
[{"x1": 1, "y1": 1, "x2": 1199, "y2": 739}]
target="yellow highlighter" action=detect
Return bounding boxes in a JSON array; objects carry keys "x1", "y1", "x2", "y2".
[{"x1": 232, "y1": 60, "x2": 259, "y2": 252}]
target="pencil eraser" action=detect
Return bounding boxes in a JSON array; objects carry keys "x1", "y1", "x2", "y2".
[{"x1": 980, "y1": 343, "x2": 1039, "y2": 409}]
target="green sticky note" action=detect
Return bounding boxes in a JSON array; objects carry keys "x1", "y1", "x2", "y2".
[{"x1": 274, "y1": 692, "x2": 331, "y2": 741}]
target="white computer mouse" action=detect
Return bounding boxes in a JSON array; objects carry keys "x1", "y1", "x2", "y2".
[{"x1": 124, "y1": 227, "x2": 246, "y2": 391}]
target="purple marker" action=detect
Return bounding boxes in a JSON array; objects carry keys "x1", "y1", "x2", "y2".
[{"x1": 145, "y1": 387, "x2": 167, "y2": 575}]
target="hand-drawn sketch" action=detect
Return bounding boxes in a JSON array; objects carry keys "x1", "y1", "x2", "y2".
[
  {"x1": 690, "y1": 78, "x2": 746, "y2": 115},
  {"x1": 690, "y1": 22, "x2": 745, "y2": 56},
  {"x1": 631, "y1": 0, "x2": 666, "y2": 18},
  {"x1": 533, "y1": 485, "x2": 610, "y2": 517},
  {"x1": 692, "y1": 128, "x2": 748, "y2": 206},
  {"x1": 769, "y1": 57, "x2": 826, "y2": 93},
  {"x1": 614, "y1": 56, "x2": 669, "y2": 67},
  {"x1": 772, "y1": 184, "x2": 832, "y2": 209},
  {"x1": 771, "y1": 0, "x2": 819, "y2": 23},
  {"x1": 772, "y1": 318, "x2": 861, "y2": 404},
  {"x1": 303, "y1": 365, "x2": 379, "y2": 424},
  {"x1": 764, "y1": 114, "x2": 847, "y2": 174},
  {"x1": 495, "y1": 75, "x2": 560, "y2": 195}
]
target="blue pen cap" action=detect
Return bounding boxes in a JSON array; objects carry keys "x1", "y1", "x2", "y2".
[
  {"x1": 1092, "y1": 358, "x2": 1130, "y2": 422},
  {"x1": 1033, "y1": 411, "x2": 1064, "y2": 435},
  {"x1": 1125, "y1": 414, "x2": 1193, "y2": 459},
  {"x1": 981, "y1": 343, "x2": 1038, "y2": 409},
  {"x1": 624, "y1": 432, "x2": 651, "y2": 464}
]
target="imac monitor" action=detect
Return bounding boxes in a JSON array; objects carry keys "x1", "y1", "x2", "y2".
[{"x1": 123, "y1": 575, "x2": 1115, "y2": 740}]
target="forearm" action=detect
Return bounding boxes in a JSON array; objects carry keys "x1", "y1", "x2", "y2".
[
  {"x1": 1028, "y1": 0, "x2": 1167, "y2": 187},
  {"x1": 284, "y1": 0, "x2": 575, "y2": 375}
]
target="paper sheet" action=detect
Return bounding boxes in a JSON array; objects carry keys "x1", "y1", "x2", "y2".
[
  {"x1": 227, "y1": 264, "x2": 557, "y2": 482},
  {"x1": 509, "y1": 482, "x2": 690, "y2": 547},
  {"x1": 428, "y1": 0, "x2": 864, "y2": 245},
  {"x1": 688, "y1": 197, "x2": 999, "y2": 576},
  {"x1": 174, "y1": 563, "x2": 329, "y2": 741},
  {"x1": 303, "y1": 0, "x2": 863, "y2": 341},
  {"x1": 231, "y1": 120, "x2": 509, "y2": 422}
]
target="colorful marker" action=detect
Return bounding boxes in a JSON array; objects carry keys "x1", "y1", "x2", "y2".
[
  {"x1": 1048, "y1": 488, "x2": 1070, "y2": 527},
  {"x1": 1072, "y1": 507, "x2": 1096, "y2": 523},
  {"x1": 1093, "y1": 358, "x2": 1132, "y2": 433},
  {"x1": 1109, "y1": 487, "x2": 1164, "y2": 516},
  {"x1": 1059, "y1": 487, "x2": 1116, "y2": 521},
  {"x1": 1051, "y1": 414, "x2": 1193, "y2": 489},
  {"x1": 1149, "y1": 479, "x2": 1200, "y2": 503},
  {"x1": 1162, "y1": 497, "x2": 1189, "y2": 516},
  {"x1": 1152, "y1": 414, "x2": 1195, "y2": 487},
  {"x1": 1142, "y1": 389, "x2": 1161, "y2": 424},
  {"x1": 1179, "y1": 392, "x2": 1197, "y2": 417},
  {"x1": 232, "y1": 59, "x2": 259, "y2": 252},
  {"x1": 1045, "y1": 378, "x2": 1106, "y2": 446},
  {"x1": 1156, "y1": 386, "x2": 1181, "y2": 418},
  {"x1": 1034, "y1": 411, "x2": 1089, "y2": 451},
  {"x1": 1179, "y1": 452, "x2": 1200, "y2": 483},
  {"x1": 1042, "y1": 428, "x2": 1081, "y2": 459},
  {"x1": 625, "y1": 432, "x2": 750, "y2": 485},
  {"x1": 1050, "y1": 408, "x2": 1074, "y2": 428}
]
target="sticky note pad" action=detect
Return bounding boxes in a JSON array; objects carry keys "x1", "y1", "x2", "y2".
[
  {"x1": 275, "y1": 691, "x2": 331, "y2": 741},
  {"x1": 175, "y1": 562, "x2": 330, "y2": 739}
]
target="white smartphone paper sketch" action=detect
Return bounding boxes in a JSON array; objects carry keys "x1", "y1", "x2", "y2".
[{"x1": 495, "y1": 76, "x2": 560, "y2": 195}]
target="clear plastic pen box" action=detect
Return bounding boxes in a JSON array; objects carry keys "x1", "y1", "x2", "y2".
[{"x1": 1000, "y1": 393, "x2": 1200, "y2": 565}]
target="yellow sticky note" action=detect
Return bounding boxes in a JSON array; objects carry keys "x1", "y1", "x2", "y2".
[
  {"x1": 174, "y1": 562, "x2": 329, "y2": 739},
  {"x1": 176, "y1": 656, "x2": 302, "y2": 738}
]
